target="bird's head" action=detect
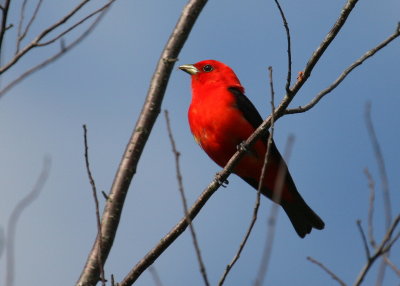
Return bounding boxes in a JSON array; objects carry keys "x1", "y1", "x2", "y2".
[{"x1": 179, "y1": 60, "x2": 244, "y2": 93}]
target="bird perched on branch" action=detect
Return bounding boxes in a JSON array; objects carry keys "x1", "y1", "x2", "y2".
[{"x1": 179, "y1": 59, "x2": 324, "y2": 238}]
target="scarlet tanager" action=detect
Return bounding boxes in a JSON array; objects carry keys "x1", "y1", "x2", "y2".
[{"x1": 179, "y1": 60, "x2": 324, "y2": 238}]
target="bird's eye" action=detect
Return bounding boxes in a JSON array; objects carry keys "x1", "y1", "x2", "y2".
[{"x1": 202, "y1": 64, "x2": 214, "y2": 72}]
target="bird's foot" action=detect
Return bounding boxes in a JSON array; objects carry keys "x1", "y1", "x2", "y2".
[
  {"x1": 237, "y1": 141, "x2": 249, "y2": 153},
  {"x1": 214, "y1": 172, "x2": 229, "y2": 188}
]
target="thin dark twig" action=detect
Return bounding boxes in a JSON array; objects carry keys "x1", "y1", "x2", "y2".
[
  {"x1": 83, "y1": 125, "x2": 105, "y2": 286},
  {"x1": 356, "y1": 220, "x2": 371, "y2": 259},
  {"x1": 5, "y1": 157, "x2": 51, "y2": 286},
  {"x1": 218, "y1": 66, "x2": 276, "y2": 286},
  {"x1": 120, "y1": 2, "x2": 362, "y2": 284},
  {"x1": 286, "y1": 23, "x2": 400, "y2": 115},
  {"x1": 0, "y1": 4, "x2": 110, "y2": 98},
  {"x1": 0, "y1": 0, "x2": 12, "y2": 53},
  {"x1": 364, "y1": 102, "x2": 392, "y2": 286},
  {"x1": 307, "y1": 256, "x2": 347, "y2": 286},
  {"x1": 78, "y1": 1, "x2": 209, "y2": 285},
  {"x1": 255, "y1": 135, "x2": 295, "y2": 286},
  {"x1": 273, "y1": 0, "x2": 292, "y2": 92},
  {"x1": 149, "y1": 266, "x2": 163, "y2": 286},
  {"x1": 364, "y1": 168, "x2": 377, "y2": 248},
  {"x1": 353, "y1": 215, "x2": 400, "y2": 286},
  {"x1": 164, "y1": 110, "x2": 210, "y2": 286}
]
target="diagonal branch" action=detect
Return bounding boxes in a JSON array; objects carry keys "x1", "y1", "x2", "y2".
[
  {"x1": 285, "y1": 23, "x2": 400, "y2": 115},
  {"x1": 164, "y1": 110, "x2": 210, "y2": 286},
  {"x1": 218, "y1": 66, "x2": 276, "y2": 286},
  {"x1": 77, "y1": 1, "x2": 209, "y2": 285},
  {"x1": 119, "y1": 1, "x2": 362, "y2": 284},
  {"x1": 0, "y1": 0, "x2": 92, "y2": 75},
  {"x1": 0, "y1": 4, "x2": 110, "y2": 98}
]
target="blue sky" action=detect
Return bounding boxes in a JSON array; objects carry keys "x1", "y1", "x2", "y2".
[{"x1": 0, "y1": 0, "x2": 399, "y2": 285}]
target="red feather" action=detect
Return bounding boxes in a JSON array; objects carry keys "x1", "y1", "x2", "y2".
[{"x1": 180, "y1": 60, "x2": 324, "y2": 238}]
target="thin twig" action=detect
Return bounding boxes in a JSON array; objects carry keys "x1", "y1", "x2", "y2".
[
  {"x1": 5, "y1": 157, "x2": 51, "y2": 286},
  {"x1": 119, "y1": 2, "x2": 363, "y2": 284},
  {"x1": 164, "y1": 110, "x2": 210, "y2": 286},
  {"x1": 364, "y1": 168, "x2": 377, "y2": 248},
  {"x1": 149, "y1": 266, "x2": 164, "y2": 286},
  {"x1": 364, "y1": 102, "x2": 392, "y2": 228},
  {"x1": 37, "y1": 0, "x2": 115, "y2": 47},
  {"x1": 307, "y1": 256, "x2": 347, "y2": 286},
  {"x1": 286, "y1": 23, "x2": 400, "y2": 115},
  {"x1": 218, "y1": 66, "x2": 276, "y2": 286},
  {"x1": 273, "y1": 0, "x2": 292, "y2": 92},
  {"x1": 77, "y1": 1, "x2": 209, "y2": 285},
  {"x1": 255, "y1": 135, "x2": 295, "y2": 286},
  {"x1": 16, "y1": 0, "x2": 44, "y2": 53},
  {"x1": 83, "y1": 125, "x2": 105, "y2": 286},
  {"x1": 0, "y1": 3, "x2": 109, "y2": 98},
  {"x1": 353, "y1": 215, "x2": 400, "y2": 286},
  {"x1": 384, "y1": 256, "x2": 400, "y2": 277},
  {"x1": 0, "y1": 3, "x2": 110, "y2": 98},
  {"x1": 1, "y1": 0, "x2": 92, "y2": 75},
  {"x1": 0, "y1": 0, "x2": 11, "y2": 52},
  {"x1": 364, "y1": 102, "x2": 392, "y2": 286},
  {"x1": 356, "y1": 220, "x2": 371, "y2": 260}
]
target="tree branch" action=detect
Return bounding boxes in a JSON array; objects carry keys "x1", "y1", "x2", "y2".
[
  {"x1": 164, "y1": 110, "x2": 210, "y2": 286},
  {"x1": 307, "y1": 256, "x2": 347, "y2": 286},
  {"x1": 218, "y1": 66, "x2": 276, "y2": 286},
  {"x1": 77, "y1": 1, "x2": 209, "y2": 285},
  {"x1": 285, "y1": 23, "x2": 400, "y2": 114},
  {"x1": 117, "y1": 1, "x2": 363, "y2": 284},
  {"x1": 5, "y1": 157, "x2": 51, "y2": 286},
  {"x1": 0, "y1": 4, "x2": 110, "y2": 98},
  {"x1": 0, "y1": 0, "x2": 92, "y2": 75}
]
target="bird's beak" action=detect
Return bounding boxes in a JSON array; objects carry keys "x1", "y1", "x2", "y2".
[{"x1": 179, "y1": 64, "x2": 199, "y2": 75}]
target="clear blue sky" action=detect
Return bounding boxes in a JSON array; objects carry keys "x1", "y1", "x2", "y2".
[{"x1": 0, "y1": 0, "x2": 399, "y2": 285}]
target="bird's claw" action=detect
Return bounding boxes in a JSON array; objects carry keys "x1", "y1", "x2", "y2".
[
  {"x1": 214, "y1": 173, "x2": 229, "y2": 188},
  {"x1": 237, "y1": 141, "x2": 248, "y2": 152}
]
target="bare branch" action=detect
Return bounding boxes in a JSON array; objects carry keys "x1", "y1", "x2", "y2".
[
  {"x1": 364, "y1": 168, "x2": 377, "y2": 248},
  {"x1": 353, "y1": 215, "x2": 400, "y2": 286},
  {"x1": 117, "y1": 2, "x2": 365, "y2": 284},
  {"x1": 83, "y1": 125, "x2": 105, "y2": 286},
  {"x1": 286, "y1": 23, "x2": 400, "y2": 114},
  {"x1": 0, "y1": 0, "x2": 11, "y2": 52},
  {"x1": 255, "y1": 135, "x2": 295, "y2": 286},
  {"x1": 218, "y1": 66, "x2": 276, "y2": 286},
  {"x1": 0, "y1": 5, "x2": 109, "y2": 98},
  {"x1": 365, "y1": 102, "x2": 393, "y2": 286},
  {"x1": 273, "y1": 0, "x2": 292, "y2": 92},
  {"x1": 149, "y1": 267, "x2": 164, "y2": 286},
  {"x1": 0, "y1": 0, "x2": 92, "y2": 75},
  {"x1": 308, "y1": 256, "x2": 347, "y2": 286},
  {"x1": 365, "y1": 102, "x2": 392, "y2": 227},
  {"x1": 356, "y1": 220, "x2": 371, "y2": 260},
  {"x1": 77, "y1": 1, "x2": 209, "y2": 285},
  {"x1": 16, "y1": 0, "x2": 44, "y2": 53},
  {"x1": 164, "y1": 110, "x2": 210, "y2": 286},
  {"x1": 37, "y1": 0, "x2": 115, "y2": 47},
  {"x1": 383, "y1": 256, "x2": 400, "y2": 277},
  {"x1": 5, "y1": 157, "x2": 51, "y2": 286}
]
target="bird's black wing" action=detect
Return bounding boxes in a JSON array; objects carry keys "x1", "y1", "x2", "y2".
[{"x1": 228, "y1": 86, "x2": 264, "y2": 131}]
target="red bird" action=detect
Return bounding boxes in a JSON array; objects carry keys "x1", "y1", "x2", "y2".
[{"x1": 179, "y1": 60, "x2": 324, "y2": 238}]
